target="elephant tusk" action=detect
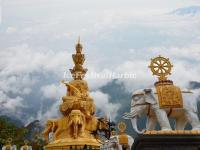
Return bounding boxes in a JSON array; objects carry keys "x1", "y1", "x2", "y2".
[{"x1": 131, "y1": 117, "x2": 145, "y2": 134}]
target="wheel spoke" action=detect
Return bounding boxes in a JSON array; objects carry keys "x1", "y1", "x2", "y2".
[
  {"x1": 154, "y1": 63, "x2": 158, "y2": 66},
  {"x1": 161, "y1": 68, "x2": 166, "y2": 73},
  {"x1": 154, "y1": 61, "x2": 160, "y2": 65},
  {"x1": 163, "y1": 62, "x2": 168, "y2": 66},
  {"x1": 161, "y1": 60, "x2": 166, "y2": 65},
  {"x1": 155, "y1": 68, "x2": 160, "y2": 73},
  {"x1": 153, "y1": 66, "x2": 159, "y2": 68},
  {"x1": 163, "y1": 67, "x2": 168, "y2": 72},
  {"x1": 163, "y1": 64, "x2": 169, "y2": 67},
  {"x1": 158, "y1": 69, "x2": 162, "y2": 74},
  {"x1": 157, "y1": 59, "x2": 162, "y2": 64}
]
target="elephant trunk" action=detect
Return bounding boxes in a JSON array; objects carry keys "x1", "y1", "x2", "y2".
[
  {"x1": 73, "y1": 116, "x2": 80, "y2": 125},
  {"x1": 131, "y1": 117, "x2": 145, "y2": 134}
]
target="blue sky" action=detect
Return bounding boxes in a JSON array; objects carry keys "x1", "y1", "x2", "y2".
[{"x1": 0, "y1": 0, "x2": 200, "y2": 124}]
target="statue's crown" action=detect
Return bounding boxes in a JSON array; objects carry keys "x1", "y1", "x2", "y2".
[{"x1": 69, "y1": 37, "x2": 88, "y2": 80}]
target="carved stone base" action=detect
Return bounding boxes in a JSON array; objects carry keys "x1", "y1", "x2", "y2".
[
  {"x1": 144, "y1": 130, "x2": 200, "y2": 135},
  {"x1": 44, "y1": 137, "x2": 100, "y2": 150},
  {"x1": 132, "y1": 134, "x2": 200, "y2": 150}
]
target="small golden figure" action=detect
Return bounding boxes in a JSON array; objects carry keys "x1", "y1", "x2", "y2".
[
  {"x1": 20, "y1": 140, "x2": 32, "y2": 150},
  {"x1": 2, "y1": 138, "x2": 16, "y2": 150}
]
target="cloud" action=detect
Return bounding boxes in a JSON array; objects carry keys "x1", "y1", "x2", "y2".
[
  {"x1": 6, "y1": 27, "x2": 17, "y2": 34},
  {"x1": 0, "y1": 44, "x2": 71, "y2": 123},
  {"x1": 40, "y1": 84, "x2": 61, "y2": 100},
  {"x1": 34, "y1": 99, "x2": 62, "y2": 124},
  {"x1": 90, "y1": 90, "x2": 121, "y2": 120},
  {"x1": 0, "y1": 90, "x2": 24, "y2": 119}
]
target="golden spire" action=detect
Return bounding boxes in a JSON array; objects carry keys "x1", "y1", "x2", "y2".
[
  {"x1": 70, "y1": 37, "x2": 88, "y2": 80},
  {"x1": 78, "y1": 36, "x2": 80, "y2": 44}
]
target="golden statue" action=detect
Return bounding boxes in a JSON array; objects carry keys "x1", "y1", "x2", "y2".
[
  {"x1": 20, "y1": 140, "x2": 32, "y2": 150},
  {"x1": 5, "y1": 138, "x2": 12, "y2": 150},
  {"x1": 149, "y1": 55, "x2": 183, "y2": 108},
  {"x1": 118, "y1": 121, "x2": 128, "y2": 145},
  {"x1": 43, "y1": 38, "x2": 109, "y2": 150},
  {"x1": 2, "y1": 138, "x2": 16, "y2": 150}
]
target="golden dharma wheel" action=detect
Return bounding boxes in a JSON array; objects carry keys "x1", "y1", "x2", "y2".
[{"x1": 149, "y1": 55, "x2": 173, "y2": 81}]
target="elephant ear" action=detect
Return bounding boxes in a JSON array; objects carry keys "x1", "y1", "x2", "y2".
[{"x1": 144, "y1": 88, "x2": 157, "y2": 104}]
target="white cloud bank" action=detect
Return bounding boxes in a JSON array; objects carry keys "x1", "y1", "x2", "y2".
[{"x1": 91, "y1": 91, "x2": 121, "y2": 121}]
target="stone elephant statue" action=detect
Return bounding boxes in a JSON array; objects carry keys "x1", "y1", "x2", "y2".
[{"x1": 123, "y1": 88, "x2": 200, "y2": 134}]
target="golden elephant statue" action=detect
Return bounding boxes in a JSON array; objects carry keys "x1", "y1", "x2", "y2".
[{"x1": 43, "y1": 117, "x2": 68, "y2": 141}]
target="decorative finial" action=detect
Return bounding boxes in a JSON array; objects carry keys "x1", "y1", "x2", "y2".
[
  {"x1": 78, "y1": 36, "x2": 80, "y2": 44},
  {"x1": 6, "y1": 138, "x2": 12, "y2": 145},
  {"x1": 70, "y1": 38, "x2": 88, "y2": 80},
  {"x1": 149, "y1": 55, "x2": 173, "y2": 81},
  {"x1": 118, "y1": 121, "x2": 126, "y2": 133},
  {"x1": 118, "y1": 121, "x2": 129, "y2": 145},
  {"x1": 75, "y1": 36, "x2": 83, "y2": 53},
  {"x1": 24, "y1": 140, "x2": 28, "y2": 145}
]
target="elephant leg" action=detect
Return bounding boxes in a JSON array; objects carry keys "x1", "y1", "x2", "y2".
[
  {"x1": 54, "y1": 131, "x2": 60, "y2": 140},
  {"x1": 74, "y1": 125, "x2": 78, "y2": 138},
  {"x1": 152, "y1": 106, "x2": 171, "y2": 130},
  {"x1": 79, "y1": 124, "x2": 84, "y2": 137},
  {"x1": 146, "y1": 116, "x2": 157, "y2": 130},
  {"x1": 185, "y1": 110, "x2": 200, "y2": 130},
  {"x1": 175, "y1": 116, "x2": 187, "y2": 130}
]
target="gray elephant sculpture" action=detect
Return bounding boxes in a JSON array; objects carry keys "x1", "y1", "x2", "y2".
[{"x1": 123, "y1": 88, "x2": 200, "y2": 134}]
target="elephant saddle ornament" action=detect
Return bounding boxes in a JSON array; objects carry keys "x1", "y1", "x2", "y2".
[{"x1": 155, "y1": 81, "x2": 183, "y2": 109}]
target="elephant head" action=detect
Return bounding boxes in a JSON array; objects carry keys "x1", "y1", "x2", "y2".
[
  {"x1": 68, "y1": 110, "x2": 85, "y2": 138},
  {"x1": 123, "y1": 88, "x2": 157, "y2": 134},
  {"x1": 69, "y1": 110, "x2": 85, "y2": 125}
]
